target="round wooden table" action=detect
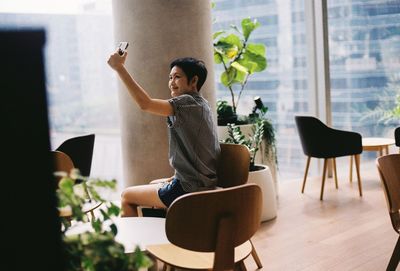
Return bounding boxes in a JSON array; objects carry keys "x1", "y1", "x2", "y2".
[
  {"x1": 362, "y1": 137, "x2": 395, "y2": 156},
  {"x1": 350, "y1": 137, "x2": 395, "y2": 183},
  {"x1": 66, "y1": 217, "x2": 168, "y2": 253}
]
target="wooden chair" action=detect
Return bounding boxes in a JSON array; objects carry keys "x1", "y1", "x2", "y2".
[
  {"x1": 217, "y1": 143, "x2": 262, "y2": 268},
  {"x1": 139, "y1": 143, "x2": 262, "y2": 268},
  {"x1": 376, "y1": 154, "x2": 400, "y2": 271},
  {"x1": 56, "y1": 134, "x2": 95, "y2": 177},
  {"x1": 146, "y1": 183, "x2": 262, "y2": 271},
  {"x1": 217, "y1": 143, "x2": 250, "y2": 188},
  {"x1": 51, "y1": 150, "x2": 99, "y2": 220},
  {"x1": 51, "y1": 150, "x2": 74, "y2": 184},
  {"x1": 295, "y1": 115, "x2": 363, "y2": 200}
]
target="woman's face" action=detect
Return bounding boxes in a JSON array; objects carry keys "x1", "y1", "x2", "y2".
[{"x1": 168, "y1": 66, "x2": 196, "y2": 97}]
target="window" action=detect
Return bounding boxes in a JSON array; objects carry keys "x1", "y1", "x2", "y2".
[
  {"x1": 213, "y1": 0, "x2": 311, "y2": 180},
  {"x1": 327, "y1": 0, "x2": 400, "y2": 150},
  {"x1": 0, "y1": 0, "x2": 123, "y2": 182}
]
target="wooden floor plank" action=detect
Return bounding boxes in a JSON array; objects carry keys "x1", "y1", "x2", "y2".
[{"x1": 244, "y1": 162, "x2": 399, "y2": 270}]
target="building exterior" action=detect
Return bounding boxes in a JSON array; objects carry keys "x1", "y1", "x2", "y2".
[{"x1": 1, "y1": 0, "x2": 399, "y2": 181}]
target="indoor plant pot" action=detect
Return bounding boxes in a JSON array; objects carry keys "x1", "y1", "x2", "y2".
[
  {"x1": 247, "y1": 164, "x2": 277, "y2": 222},
  {"x1": 222, "y1": 121, "x2": 278, "y2": 222}
]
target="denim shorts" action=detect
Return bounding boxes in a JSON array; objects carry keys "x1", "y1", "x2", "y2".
[{"x1": 158, "y1": 178, "x2": 187, "y2": 207}]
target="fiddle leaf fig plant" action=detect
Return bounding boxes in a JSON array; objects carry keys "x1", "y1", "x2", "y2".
[
  {"x1": 57, "y1": 169, "x2": 152, "y2": 271},
  {"x1": 213, "y1": 17, "x2": 267, "y2": 114}
]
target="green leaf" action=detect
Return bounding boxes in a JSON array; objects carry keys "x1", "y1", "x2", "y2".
[
  {"x1": 214, "y1": 50, "x2": 230, "y2": 64},
  {"x1": 221, "y1": 68, "x2": 236, "y2": 87},
  {"x1": 234, "y1": 69, "x2": 247, "y2": 84},
  {"x1": 109, "y1": 223, "x2": 118, "y2": 236},
  {"x1": 133, "y1": 246, "x2": 154, "y2": 269},
  {"x1": 58, "y1": 177, "x2": 74, "y2": 195},
  {"x1": 214, "y1": 43, "x2": 234, "y2": 62},
  {"x1": 100, "y1": 208, "x2": 110, "y2": 220},
  {"x1": 213, "y1": 30, "x2": 224, "y2": 40},
  {"x1": 241, "y1": 18, "x2": 260, "y2": 40},
  {"x1": 231, "y1": 61, "x2": 249, "y2": 74},
  {"x1": 214, "y1": 52, "x2": 222, "y2": 64},
  {"x1": 217, "y1": 34, "x2": 243, "y2": 50},
  {"x1": 240, "y1": 50, "x2": 267, "y2": 73},
  {"x1": 107, "y1": 203, "x2": 121, "y2": 216},
  {"x1": 238, "y1": 59, "x2": 258, "y2": 74},
  {"x1": 246, "y1": 43, "x2": 266, "y2": 56},
  {"x1": 91, "y1": 218, "x2": 102, "y2": 233}
]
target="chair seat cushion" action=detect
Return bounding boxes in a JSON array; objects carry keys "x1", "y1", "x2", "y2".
[{"x1": 146, "y1": 240, "x2": 252, "y2": 269}]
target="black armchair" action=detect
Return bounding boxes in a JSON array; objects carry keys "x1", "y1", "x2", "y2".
[
  {"x1": 56, "y1": 134, "x2": 95, "y2": 177},
  {"x1": 395, "y1": 127, "x2": 400, "y2": 151},
  {"x1": 295, "y1": 116, "x2": 363, "y2": 200}
]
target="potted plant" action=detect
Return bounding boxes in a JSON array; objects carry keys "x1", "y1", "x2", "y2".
[
  {"x1": 223, "y1": 119, "x2": 277, "y2": 222},
  {"x1": 213, "y1": 16, "x2": 278, "y2": 185},
  {"x1": 57, "y1": 169, "x2": 153, "y2": 271},
  {"x1": 213, "y1": 17, "x2": 267, "y2": 119}
]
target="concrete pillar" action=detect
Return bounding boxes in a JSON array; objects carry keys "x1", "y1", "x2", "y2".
[{"x1": 112, "y1": 0, "x2": 216, "y2": 187}]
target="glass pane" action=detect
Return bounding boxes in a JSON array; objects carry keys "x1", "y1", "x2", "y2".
[
  {"x1": 327, "y1": 0, "x2": 400, "y2": 161},
  {"x1": 212, "y1": 0, "x2": 311, "y2": 180},
  {"x1": 0, "y1": 0, "x2": 123, "y2": 182}
]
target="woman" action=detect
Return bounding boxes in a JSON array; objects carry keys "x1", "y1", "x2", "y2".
[{"x1": 107, "y1": 50, "x2": 220, "y2": 217}]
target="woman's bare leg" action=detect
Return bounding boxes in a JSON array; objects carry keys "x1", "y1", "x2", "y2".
[{"x1": 121, "y1": 183, "x2": 166, "y2": 217}]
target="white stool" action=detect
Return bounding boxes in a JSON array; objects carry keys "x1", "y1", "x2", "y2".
[{"x1": 248, "y1": 164, "x2": 277, "y2": 222}]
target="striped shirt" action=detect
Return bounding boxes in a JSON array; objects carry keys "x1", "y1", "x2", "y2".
[{"x1": 167, "y1": 92, "x2": 220, "y2": 192}]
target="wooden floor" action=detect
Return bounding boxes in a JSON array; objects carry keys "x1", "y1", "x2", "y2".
[{"x1": 244, "y1": 161, "x2": 398, "y2": 271}]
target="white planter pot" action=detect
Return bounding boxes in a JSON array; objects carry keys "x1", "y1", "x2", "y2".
[
  {"x1": 248, "y1": 164, "x2": 277, "y2": 222},
  {"x1": 218, "y1": 124, "x2": 279, "y2": 196}
]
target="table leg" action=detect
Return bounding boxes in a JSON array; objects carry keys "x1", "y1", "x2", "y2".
[{"x1": 146, "y1": 252, "x2": 159, "y2": 271}]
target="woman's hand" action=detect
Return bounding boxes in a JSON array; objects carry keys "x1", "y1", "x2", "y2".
[
  {"x1": 150, "y1": 176, "x2": 174, "y2": 184},
  {"x1": 107, "y1": 50, "x2": 127, "y2": 71}
]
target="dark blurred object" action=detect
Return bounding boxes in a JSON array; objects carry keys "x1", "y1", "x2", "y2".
[
  {"x1": 395, "y1": 127, "x2": 400, "y2": 149},
  {"x1": 140, "y1": 207, "x2": 167, "y2": 218},
  {"x1": 252, "y1": 96, "x2": 264, "y2": 113},
  {"x1": 250, "y1": 96, "x2": 268, "y2": 118},
  {"x1": 0, "y1": 29, "x2": 63, "y2": 270},
  {"x1": 56, "y1": 134, "x2": 95, "y2": 177}
]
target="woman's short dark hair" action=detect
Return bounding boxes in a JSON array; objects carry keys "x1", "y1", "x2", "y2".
[{"x1": 170, "y1": 57, "x2": 207, "y2": 91}]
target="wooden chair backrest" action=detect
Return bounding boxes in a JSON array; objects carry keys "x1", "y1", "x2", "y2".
[
  {"x1": 217, "y1": 143, "x2": 250, "y2": 188},
  {"x1": 51, "y1": 150, "x2": 74, "y2": 183},
  {"x1": 376, "y1": 154, "x2": 400, "y2": 233},
  {"x1": 165, "y1": 183, "x2": 262, "y2": 270}
]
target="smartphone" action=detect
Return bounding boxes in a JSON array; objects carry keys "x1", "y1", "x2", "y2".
[{"x1": 118, "y1": 41, "x2": 129, "y2": 56}]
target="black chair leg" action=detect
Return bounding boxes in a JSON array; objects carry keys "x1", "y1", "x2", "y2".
[
  {"x1": 320, "y1": 159, "x2": 328, "y2": 200},
  {"x1": 301, "y1": 156, "x2": 311, "y2": 193},
  {"x1": 387, "y1": 236, "x2": 400, "y2": 271}
]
